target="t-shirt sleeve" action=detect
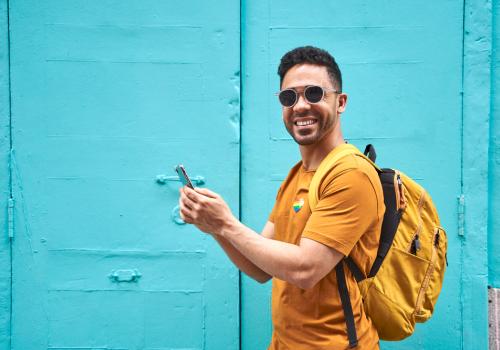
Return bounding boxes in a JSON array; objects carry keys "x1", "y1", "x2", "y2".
[
  {"x1": 302, "y1": 168, "x2": 380, "y2": 256},
  {"x1": 268, "y1": 184, "x2": 284, "y2": 223}
]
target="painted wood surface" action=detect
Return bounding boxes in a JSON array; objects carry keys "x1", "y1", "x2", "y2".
[
  {"x1": 0, "y1": 0, "x2": 496, "y2": 349},
  {"x1": 0, "y1": 1, "x2": 11, "y2": 349},
  {"x1": 462, "y1": 1, "x2": 491, "y2": 349},
  {"x1": 7, "y1": 1, "x2": 240, "y2": 349},
  {"x1": 241, "y1": 1, "x2": 466, "y2": 349},
  {"x1": 490, "y1": 0, "x2": 500, "y2": 290}
]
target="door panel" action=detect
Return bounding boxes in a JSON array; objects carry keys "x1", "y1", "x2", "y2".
[
  {"x1": 490, "y1": 0, "x2": 500, "y2": 290},
  {"x1": 0, "y1": 1, "x2": 11, "y2": 349},
  {"x1": 241, "y1": 1, "x2": 463, "y2": 349},
  {"x1": 9, "y1": 1, "x2": 240, "y2": 349}
]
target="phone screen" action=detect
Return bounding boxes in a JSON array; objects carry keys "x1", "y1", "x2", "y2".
[{"x1": 175, "y1": 165, "x2": 194, "y2": 189}]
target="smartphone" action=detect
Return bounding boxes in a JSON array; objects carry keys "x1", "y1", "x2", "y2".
[{"x1": 175, "y1": 164, "x2": 194, "y2": 189}]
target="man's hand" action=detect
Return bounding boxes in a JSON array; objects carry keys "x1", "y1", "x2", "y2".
[
  {"x1": 179, "y1": 186, "x2": 343, "y2": 288},
  {"x1": 179, "y1": 186, "x2": 237, "y2": 235}
]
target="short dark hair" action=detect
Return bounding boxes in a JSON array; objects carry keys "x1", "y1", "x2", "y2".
[{"x1": 278, "y1": 46, "x2": 342, "y2": 91}]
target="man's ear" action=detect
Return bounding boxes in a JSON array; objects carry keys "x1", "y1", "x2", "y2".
[{"x1": 337, "y1": 93, "x2": 348, "y2": 113}]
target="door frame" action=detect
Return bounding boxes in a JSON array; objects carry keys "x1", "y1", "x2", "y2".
[
  {"x1": 461, "y1": 0, "x2": 491, "y2": 348},
  {"x1": 0, "y1": 0, "x2": 11, "y2": 349}
]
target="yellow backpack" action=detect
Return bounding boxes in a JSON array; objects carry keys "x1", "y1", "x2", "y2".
[{"x1": 308, "y1": 144, "x2": 448, "y2": 347}]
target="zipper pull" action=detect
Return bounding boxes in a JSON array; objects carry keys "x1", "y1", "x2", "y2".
[
  {"x1": 411, "y1": 235, "x2": 421, "y2": 254},
  {"x1": 434, "y1": 230, "x2": 441, "y2": 247},
  {"x1": 414, "y1": 236, "x2": 421, "y2": 252},
  {"x1": 396, "y1": 173, "x2": 406, "y2": 209}
]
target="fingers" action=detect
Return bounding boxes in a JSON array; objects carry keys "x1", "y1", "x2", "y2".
[
  {"x1": 184, "y1": 186, "x2": 219, "y2": 207},
  {"x1": 179, "y1": 187, "x2": 196, "y2": 223},
  {"x1": 183, "y1": 186, "x2": 204, "y2": 203},
  {"x1": 179, "y1": 197, "x2": 194, "y2": 223},
  {"x1": 178, "y1": 186, "x2": 218, "y2": 225},
  {"x1": 180, "y1": 210, "x2": 194, "y2": 224},
  {"x1": 180, "y1": 208, "x2": 194, "y2": 223},
  {"x1": 180, "y1": 187, "x2": 198, "y2": 208},
  {"x1": 194, "y1": 187, "x2": 219, "y2": 199}
]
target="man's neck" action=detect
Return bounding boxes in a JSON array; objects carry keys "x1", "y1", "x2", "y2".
[{"x1": 299, "y1": 132, "x2": 345, "y2": 171}]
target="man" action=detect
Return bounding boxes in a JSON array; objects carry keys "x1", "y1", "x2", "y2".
[{"x1": 179, "y1": 46, "x2": 384, "y2": 349}]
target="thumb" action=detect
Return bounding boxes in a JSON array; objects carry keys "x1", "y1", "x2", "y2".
[{"x1": 194, "y1": 187, "x2": 219, "y2": 199}]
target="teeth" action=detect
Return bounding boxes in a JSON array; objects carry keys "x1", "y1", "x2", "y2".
[{"x1": 296, "y1": 120, "x2": 316, "y2": 126}]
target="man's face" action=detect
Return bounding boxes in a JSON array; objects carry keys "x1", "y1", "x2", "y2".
[{"x1": 280, "y1": 64, "x2": 345, "y2": 146}]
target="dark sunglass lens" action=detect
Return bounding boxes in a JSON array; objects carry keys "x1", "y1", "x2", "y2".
[
  {"x1": 305, "y1": 86, "x2": 324, "y2": 103},
  {"x1": 279, "y1": 89, "x2": 297, "y2": 107}
]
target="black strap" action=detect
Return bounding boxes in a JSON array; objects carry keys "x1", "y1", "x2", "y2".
[
  {"x1": 369, "y1": 170, "x2": 402, "y2": 277},
  {"x1": 363, "y1": 144, "x2": 377, "y2": 162},
  {"x1": 336, "y1": 262, "x2": 358, "y2": 348},
  {"x1": 345, "y1": 256, "x2": 364, "y2": 282}
]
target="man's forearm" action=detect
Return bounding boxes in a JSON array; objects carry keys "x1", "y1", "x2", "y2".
[
  {"x1": 213, "y1": 234, "x2": 271, "y2": 283},
  {"x1": 178, "y1": 186, "x2": 338, "y2": 288},
  {"x1": 218, "y1": 220, "x2": 310, "y2": 286}
]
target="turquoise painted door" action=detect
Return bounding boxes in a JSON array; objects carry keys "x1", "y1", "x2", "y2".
[
  {"x1": 8, "y1": 1, "x2": 240, "y2": 349},
  {"x1": 241, "y1": 1, "x2": 464, "y2": 349},
  {"x1": 4, "y1": 1, "x2": 477, "y2": 349}
]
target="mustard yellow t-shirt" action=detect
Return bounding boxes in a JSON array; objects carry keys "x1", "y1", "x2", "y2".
[{"x1": 268, "y1": 145, "x2": 385, "y2": 350}]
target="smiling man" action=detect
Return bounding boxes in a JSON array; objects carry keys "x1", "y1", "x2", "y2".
[{"x1": 179, "y1": 46, "x2": 384, "y2": 349}]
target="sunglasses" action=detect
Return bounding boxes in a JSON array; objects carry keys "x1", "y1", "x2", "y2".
[{"x1": 276, "y1": 85, "x2": 340, "y2": 108}]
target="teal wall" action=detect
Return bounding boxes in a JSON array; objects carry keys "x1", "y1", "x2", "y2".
[
  {"x1": 0, "y1": 1, "x2": 11, "y2": 349},
  {"x1": 462, "y1": 1, "x2": 491, "y2": 348},
  {"x1": 0, "y1": 0, "x2": 496, "y2": 349},
  {"x1": 490, "y1": 0, "x2": 500, "y2": 289},
  {"x1": 241, "y1": 1, "x2": 490, "y2": 349},
  {"x1": 3, "y1": 1, "x2": 240, "y2": 349}
]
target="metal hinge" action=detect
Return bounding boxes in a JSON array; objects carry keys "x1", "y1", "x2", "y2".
[
  {"x1": 457, "y1": 194, "x2": 465, "y2": 237},
  {"x1": 7, "y1": 198, "x2": 14, "y2": 239}
]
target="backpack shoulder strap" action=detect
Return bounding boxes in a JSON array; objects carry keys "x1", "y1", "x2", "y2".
[
  {"x1": 309, "y1": 144, "x2": 380, "y2": 210},
  {"x1": 336, "y1": 262, "x2": 359, "y2": 348}
]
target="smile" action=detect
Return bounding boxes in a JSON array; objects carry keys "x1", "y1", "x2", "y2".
[{"x1": 295, "y1": 119, "x2": 317, "y2": 126}]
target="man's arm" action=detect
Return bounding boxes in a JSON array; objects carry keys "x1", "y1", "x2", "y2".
[
  {"x1": 179, "y1": 186, "x2": 343, "y2": 289},
  {"x1": 212, "y1": 221, "x2": 274, "y2": 283},
  {"x1": 219, "y1": 220, "x2": 343, "y2": 289}
]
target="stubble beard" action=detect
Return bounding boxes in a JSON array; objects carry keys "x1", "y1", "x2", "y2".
[{"x1": 285, "y1": 114, "x2": 336, "y2": 146}]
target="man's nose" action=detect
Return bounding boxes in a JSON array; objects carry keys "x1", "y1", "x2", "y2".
[{"x1": 293, "y1": 93, "x2": 311, "y2": 113}]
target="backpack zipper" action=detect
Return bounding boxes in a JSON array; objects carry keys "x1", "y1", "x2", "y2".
[
  {"x1": 394, "y1": 172, "x2": 401, "y2": 211},
  {"x1": 410, "y1": 234, "x2": 421, "y2": 254},
  {"x1": 396, "y1": 172, "x2": 406, "y2": 210},
  {"x1": 408, "y1": 191, "x2": 427, "y2": 254},
  {"x1": 415, "y1": 227, "x2": 441, "y2": 318}
]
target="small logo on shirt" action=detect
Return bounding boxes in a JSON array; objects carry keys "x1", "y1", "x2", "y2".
[{"x1": 293, "y1": 198, "x2": 305, "y2": 213}]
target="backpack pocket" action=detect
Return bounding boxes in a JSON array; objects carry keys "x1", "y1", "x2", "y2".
[
  {"x1": 414, "y1": 226, "x2": 448, "y2": 322},
  {"x1": 360, "y1": 246, "x2": 429, "y2": 340}
]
